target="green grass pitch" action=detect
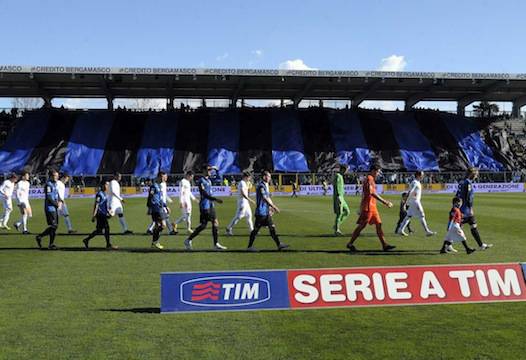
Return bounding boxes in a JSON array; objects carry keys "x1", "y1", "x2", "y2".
[{"x1": 1, "y1": 193, "x2": 525, "y2": 360}]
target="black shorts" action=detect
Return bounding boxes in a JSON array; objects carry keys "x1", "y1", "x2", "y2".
[
  {"x1": 200, "y1": 208, "x2": 217, "y2": 224},
  {"x1": 255, "y1": 214, "x2": 274, "y2": 227},
  {"x1": 45, "y1": 211, "x2": 58, "y2": 227},
  {"x1": 151, "y1": 211, "x2": 163, "y2": 223},
  {"x1": 462, "y1": 216, "x2": 477, "y2": 226},
  {"x1": 95, "y1": 214, "x2": 110, "y2": 231}
]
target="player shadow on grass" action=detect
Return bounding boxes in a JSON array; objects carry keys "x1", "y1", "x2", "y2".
[
  {"x1": 0, "y1": 232, "x2": 164, "y2": 237},
  {"x1": 99, "y1": 307, "x2": 160, "y2": 314},
  {"x1": 279, "y1": 233, "x2": 394, "y2": 238},
  {"x1": 124, "y1": 249, "x2": 440, "y2": 256},
  {"x1": 0, "y1": 232, "x2": 390, "y2": 238},
  {"x1": 213, "y1": 233, "x2": 383, "y2": 238},
  {"x1": 0, "y1": 247, "x2": 440, "y2": 255}
]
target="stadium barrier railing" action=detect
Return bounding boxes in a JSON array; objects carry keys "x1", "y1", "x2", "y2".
[
  {"x1": 6, "y1": 171, "x2": 524, "y2": 188},
  {"x1": 11, "y1": 171, "x2": 526, "y2": 199}
]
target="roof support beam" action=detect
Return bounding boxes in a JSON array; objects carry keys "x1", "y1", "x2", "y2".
[
  {"x1": 5, "y1": 72, "x2": 526, "y2": 105},
  {"x1": 230, "y1": 79, "x2": 245, "y2": 107},
  {"x1": 351, "y1": 79, "x2": 382, "y2": 108},
  {"x1": 29, "y1": 74, "x2": 52, "y2": 107},
  {"x1": 42, "y1": 96, "x2": 52, "y2": 108},
  {"x1": 456, "y1": 80, "x2": 506, "y2": 115},
  {"x1": 99, "y1": 75, "x2": 113, "y2": 98},
  {"x1": 404, "y1": 95, "x2": 421, "y2": 111},
  {"x1": 456, "y1": 102, "x2": 466, "y2": 116},
  {"x1": 512, "y1": 95, "x2": 526, "y2": 118},
  {"x1": 403, "y1": 80, "x2": 441, "y2": 111},
  {"x1": 457, "y1": 80, "x2": 504, "y2": 104},
  {"x1": 167, "y1": 76, "x2": 175, "y2": 110},
  {"x1": 98, "y1": 75, "x2": 114, "y2": 110},
  {"x1": 293, "y1": 79, "x2": 315, "y2": 107}
]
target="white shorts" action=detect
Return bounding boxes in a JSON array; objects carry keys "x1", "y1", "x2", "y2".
[
  {"x1": 407, "y1": 201, "x2": 425, "y2": 219},
  {"x1": 180, "y1": 202, "x2": 192, "y2": 216},
  {"x1": 444, "y1": 223, "x2": 466, "y2": 243},
  {"x1": 161, "y1": 207, "x2": 171, "y2": 220},
  {"x1": 58, "y1": 203, "x2": 69, "y2": 217},
  {"x1": 110, "y1": 199, "x2": 124, "y2": 215},
  {"x1": 2, "y1": 198, "x2": 12, "y2": 211},
  {"x1": 236, "y1": 202, "x2": 252, "y2": 219},
  {"x1": 17, "y1": 200, "x2": 30, "y2": 210}
]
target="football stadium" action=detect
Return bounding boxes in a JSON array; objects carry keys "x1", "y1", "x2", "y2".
[{"x1": 2, "y1": 3, "x2": 526, "y2": 360}]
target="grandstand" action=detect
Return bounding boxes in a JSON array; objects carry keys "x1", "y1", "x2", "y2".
[
  {"x1": 2, "y1": 65, "x2": 526, "y2": 360},
  {"x1": 0, "y1": 109, "x2": 16, "y2": 145},
  {"x1": 487, "y1": 118, "x2": 526, "y2": 166},
  {"x1": 1, "y1": 65, "x2": 526, "y2": 181}
]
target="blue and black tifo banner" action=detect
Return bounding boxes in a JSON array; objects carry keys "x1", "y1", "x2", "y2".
[
  {"x1": 161, "y1": 263, "x2": 526, "y2": 313},
  {"x1": 0, "y1": 108, "x2": 509, "y2": 176}
]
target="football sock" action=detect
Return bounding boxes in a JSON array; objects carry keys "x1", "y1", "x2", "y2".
[
  {"x1": 2, "y1": 208, "x2": 11, "y2": 226},
  {"x1": 153, "y1": 226, "x2": 160, "y2": 243},
  {"x1": 118, "y1": 216, "x2": 128, "y2": 231},
  {"x1": 398, "y1": 216, "x2": 411, "y2": 233},
  {"x1": 22, "y1": 213, "x2": 28, "y2": 231},
  {"x1": 147, "y1": 222, "x2": 155, "y2": 232},
  {"x1": 104, "y1": 227, "x2": 111, "y2": 246},
  {"x1": 49, "y1": 228, "x2": 56, "y2": 245},
  {"x1": 64, "y1": 215, "x2": 73, "y2": 231},
  {"x1": 269, "y1": 226, "x2": 280, "y2": 246},
  {"x1": 248, "y1": 226, "x2": 261, "y2": 247},
  {"x1": 420, "y1": 217, "x2": 432, "y2": 233},
  {"x1": 470, "y1": 228, "x2": 483, "y2": 247},
  {"x1": 188, "y1": 222, "x2": 206, "y2": 240},
  {"x1": 228, "y1": 216, "x2": 240, "y2": 230},
  {"x1": 246, "y1": 217, "x2": 254, "y2": 232},
  {"x1": 212, "y1": 225, "x2": 219, "y2": 245}
]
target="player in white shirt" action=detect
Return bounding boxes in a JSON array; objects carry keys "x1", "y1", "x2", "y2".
[
  {"x1": 56, "y1": 173, "x2": 76, "y2": 234},
  {"x1": 173, "y1": 171, "x2": 198, "y2": 234},
  {"x1": 226, "y1": 172, "x2": 255, "y2": 235},
  {"x1": 14, "y1": 171, "x2": 32, "y2": 234},
  {"x1": 397, "y1": 170, "x2": 436, "y2": 237},
  {"x1": 109, "y1": 173, "x2": 133, "y2": 234},
  {"x1": 0, "y1": 173, "x2": 18, "y2": 230},
  {"x1": 146, "y1": 174, "x2": 176, "y2": 235}
]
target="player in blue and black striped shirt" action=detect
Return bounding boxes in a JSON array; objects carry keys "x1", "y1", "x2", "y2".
[
  {"x1": 35, "y1": 169, "x2": 62, "y2": 250},
  {"x1": 82, "y1": 180, "x2": 118, "y2": 250},
  {"x1": 456, "y1": 167, "x2": 493, "y2": 250},
  {"x1": 184, "y1": 165, "x2": 227, "y2": 251},
  {"x1": 148, "y1": 172, "x2": 168, "y2": 250},
  {"x1": 247, "y1": 171, "x2": 289, "y2": 252}
]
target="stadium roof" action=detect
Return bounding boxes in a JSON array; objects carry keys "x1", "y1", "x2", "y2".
[{"x1": 2, "y1": 65, "x2": 526, "y2": 112}]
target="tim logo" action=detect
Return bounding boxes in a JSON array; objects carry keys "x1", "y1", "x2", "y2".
[{"x1": 180, "y1": 276, "x2": 271, "y2": 308}]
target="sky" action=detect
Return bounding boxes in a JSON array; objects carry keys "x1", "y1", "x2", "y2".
[{"x1": 1, "y1": 0, "x2": 525, "y2": 110}]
